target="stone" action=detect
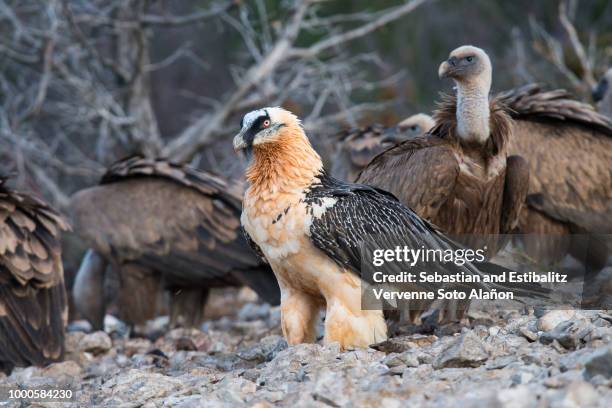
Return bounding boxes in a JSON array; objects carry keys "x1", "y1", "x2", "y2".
[
  {"x1": 518, "y1": 327, "x2": 538, "y2": 342},
  {"x1": 433, "y1": 332, "x2": 489, "y2": 369},
  {"x1": 102, "y1": 370, "x2": 184, "y2": 404},
  {"x1": 78, "y1": 331, "x2": 112, "y2": 355},
  {"x1": 41, "y1": 361, "x2": 82, "y2": 380},
  {"x1": 540, "y1": 318, "x2": 594, "y2": 349},
  {"x1": 496, "y1": 385, "x2": 535, "y2": 408},
  {"x1": 237, "y1": 335, "x2": 287, "y2": 364},
  {"x1": 371, "y1": 334, "x2": 437, "y2": 353},
  {"x1": 556, "y1": 381, "x2": 599, "y2": 407},
  {"x1": 583, "y1": 346, "x2": 612, "y2": 379},
  {"x1": 383, "y1": 352, "x2": 419, "y2": 369},
  {"x1": 537, "y1": 310, "x2": 575, "y2": 332}
]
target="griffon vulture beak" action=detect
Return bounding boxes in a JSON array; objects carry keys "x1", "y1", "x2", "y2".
[{"x1": 438, "y1": 56, "x2": 458, "y2": 79}]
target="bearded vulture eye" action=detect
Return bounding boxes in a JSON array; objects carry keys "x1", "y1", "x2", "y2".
[
  {"x1": 466, "y1": 56, "x2": 474, "y2": 62},
  {"x1": 262, "y1": 119, "x2": 271, "y2": 129}
]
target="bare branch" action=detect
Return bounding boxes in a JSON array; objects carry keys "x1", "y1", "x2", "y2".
[
  {"x1": 289, "y1": 0, "x2": 429, "y2": 59},
  {"x1": 558, "y1": 0, "x2": 595, "y2": 88},
  {"x1": 163, "y1": 0, "x2": 426, "y2": 162},
  {"x1": 139, "y1": 1, "x2": 237, "y2": 27},
  {"x1": 162, "y1": 0, "x2": 315, "y2": 162}
]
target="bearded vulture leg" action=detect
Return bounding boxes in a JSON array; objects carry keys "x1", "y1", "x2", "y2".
[
  {"x1": 116, "y1": 263, "x2": 163, "y2": 327},
  {"x1": 231, "y1": 267, "x2": 281, "y2": 306},
  {"x1": 324, "y1": 298, "x2": 387, "y2": 350},
  {"x1": 73, "y1": 249, "x2": 107, "y2": 330},
  {"x1": 280, "y1": 290, "x2": 320, "y2": 345},
  {"x1": 169, "y1": 288, "x2": 209, "y2": 328}
]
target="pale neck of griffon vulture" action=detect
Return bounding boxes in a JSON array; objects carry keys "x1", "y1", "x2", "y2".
[
  {"x1": 245, "y1": 123, "x2": 323, "y2": 195},
  {"x1": 455, "y1": 69, "x2": 492, "y2": 145}
]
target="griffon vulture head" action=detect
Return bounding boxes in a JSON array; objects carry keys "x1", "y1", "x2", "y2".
[
  {"x1": 380, "y1": 113, "x2": 435, "y2": 144},
  {"x1": 438, "y1": 45, "x2": 492, "y2": 90}
]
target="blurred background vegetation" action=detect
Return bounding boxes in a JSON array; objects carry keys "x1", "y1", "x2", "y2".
[
  {"x1": 149, "y1": 0, "x2": 612, "y2": 135},
  {"x1": 1, "y1": 0, "x2": 611, "y2": 202}
]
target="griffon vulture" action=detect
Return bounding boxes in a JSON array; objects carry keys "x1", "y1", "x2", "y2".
[
  {"x1": 0, "y1": 176, "x2": 69, "y2": 373},
  {"x1": 70, "y1": 156, "x2": 280, "y2": 330},
  {"x1": 497, "y1": 84, "x2": 612, "y2": 271},
  {"x1": 234, "y1": 106, "x2": 545, "y2": 350},
  {"x1": 358, "y1": 46, "x2": 529, "y2": 242},
  {"x1": 331, "y1": 114, "x2": 435, "y2": 182}
]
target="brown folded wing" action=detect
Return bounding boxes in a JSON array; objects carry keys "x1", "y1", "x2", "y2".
[{"x1": 0, "y1": 178, "x2": 69, "y2": 370}]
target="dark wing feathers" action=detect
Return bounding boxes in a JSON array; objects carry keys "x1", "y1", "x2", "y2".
[
  {"x1": 502, "y1": 85, "x2": 612, "y2": 233},
  {"x1": 308, "y1": 176, "x2": 464, "y2": 282},
  {"x1": 357, "y1": 137, "x2": 460, "y2": 222},
  {"x1": 307, "y1": 175, "x2": 548, "y2": 300},
  {"x1": 71, "y1": 156, "x2": 279, "y2": 303},
  {"x1": 0, "y1": 178, "x2": 69, "y2": 370},
  {"x1": 498, "y1": 83, "x2": 612, "y2": 136}
]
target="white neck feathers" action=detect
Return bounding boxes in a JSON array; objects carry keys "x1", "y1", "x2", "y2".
[{"x1": 455, "y1": 74, "x2": 491, "y2": 144}]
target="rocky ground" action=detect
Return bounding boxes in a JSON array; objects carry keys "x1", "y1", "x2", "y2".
[{"x1": 0, "y1": 289, "x2": 611, "y2": 407}]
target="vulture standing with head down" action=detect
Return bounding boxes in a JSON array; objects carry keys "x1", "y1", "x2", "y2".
[
  {"x1": 0, "y1": 176, "x2": 69, "y2": 373},
  {"x1": 234, "y1": 106, "x2": 544, "y2": 350},
  {"x1": 358, "y1": 46, "x2": 529, "y2": 241},
  {"x1": 497, "y1": 84, "x2": 612, "y2": 271},
  {"x1": 331, "y1": 114, "x2": 435, "y2": 182},
  {"x1": 70, "y1": 156, "x2": 280, "y2": 330}
]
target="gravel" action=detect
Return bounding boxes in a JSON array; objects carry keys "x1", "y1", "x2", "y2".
[{"x1": 1, "y1": 288, "x2": 611, "y2": 407}]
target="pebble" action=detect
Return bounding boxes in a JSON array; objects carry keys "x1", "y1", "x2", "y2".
[
  {"x1": 78, "y1": 331, "x2": 113, "y2": 355},
  {"x1": 537, "y1": 310, "x2": 576, "y2": 332},
  {"x1": 433, "y1": 331, "x2": 489, "y2": 369}
]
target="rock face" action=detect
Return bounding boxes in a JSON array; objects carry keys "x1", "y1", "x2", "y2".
[{"x1": 0, "y1": 287, "x2": 611, "y2": 406}]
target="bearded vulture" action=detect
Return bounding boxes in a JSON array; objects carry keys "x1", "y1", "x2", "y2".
[
  {"x1": 234, "y1": 107, "x2": 544, "y2": 350},
  {"x1": 70, "y1": 156, "x2": 280, "y2": 330},
  {"x1": 331, "y1": 114, "x2": 435, "y2": 182},
  {"x1": 593, "y1": 68, "x2": 612, "y2": 118},
  {"x1": 0, "y1": 176, "x2": 69, "y2": 373},
  {"x1": 358, "y1": 46, "x2": 529, "y2": 245},
  {"x1": 498, "y1": 84, "x2": 612, "y2": 271}
]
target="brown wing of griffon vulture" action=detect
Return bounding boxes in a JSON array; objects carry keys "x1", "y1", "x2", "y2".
[
  {"x1": 70, "y1": 156, "x2": 280, "y2": 329},
  {"x1": 0, "y1": 176, "x2": 69, "y2": 373},
  {"x1": 499, "y1": 84, "x2": 612, "y2": 270},
  {"x1": 358, "y1": 94, "x2": 529, "y2": 241}
]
